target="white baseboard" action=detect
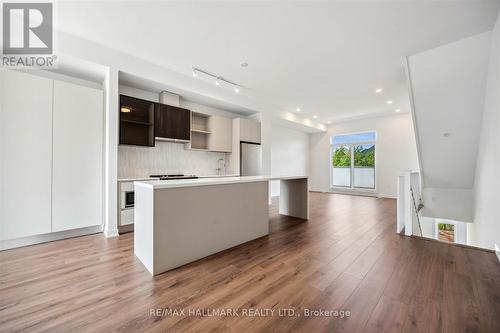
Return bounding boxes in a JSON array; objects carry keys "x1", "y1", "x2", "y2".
[
  {"x1": 0, "y1": 225, "x2": 104, "y2": 251},
  {"x1": 495, "y1": 244, "x2": 500, "y2": 263},
  {"x1": 328, "y1": 188, "x2": 378, "y2": 198},
  {"x1": 104, "y1": 228, "x2": 119, "y2": 238}
]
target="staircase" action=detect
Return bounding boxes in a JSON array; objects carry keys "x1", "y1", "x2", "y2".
[
  {"x1": 399, "y1": 32, "x2": 491, "y2": 229},
  {"x1": 397, "y1": 171, "x2": 468, "y2": 245}
]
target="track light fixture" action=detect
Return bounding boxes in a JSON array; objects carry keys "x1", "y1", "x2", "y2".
[{"x1": 191, "y1": 67, "x2": 242, "y2": 93}]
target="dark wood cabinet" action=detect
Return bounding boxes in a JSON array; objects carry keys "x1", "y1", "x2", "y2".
[
  {"x1": 119, "y1": 95, "x2": 155, "y2": 147},
  {"x1": 155, "y1": 104, "x2": 191, "y2": 141},
  {"x1": 119, "y1": 94, "x2": 191, "y2": 147}
]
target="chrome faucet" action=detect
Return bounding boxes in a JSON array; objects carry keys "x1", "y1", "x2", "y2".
[{"x1": 216, "y1": 158, "x2": 226, "y2": 176}]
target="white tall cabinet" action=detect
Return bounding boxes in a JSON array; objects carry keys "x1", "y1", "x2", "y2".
[
  {"x1": 52, "y1": 80, "x2": 103, "y2": 232},
  {"x1": 1, "y1": 71, "x2": 53, "y2": 240},
  {"x1": 0, "y1": 70, "x2": 104, "y2": 242}
]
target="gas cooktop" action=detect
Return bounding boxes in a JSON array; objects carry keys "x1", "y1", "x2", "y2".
[{"x1": 150, "y1": 174, "x2": 198, "y2": 180}]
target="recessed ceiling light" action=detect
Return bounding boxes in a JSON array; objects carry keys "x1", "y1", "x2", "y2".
[
  {"x1": 234, "y1": 87, "x2": 240, "y2": 93},
  {"x1": 121, "y1": 107, "x2": 131, "y2": 113},
  {"x1": 395, "y1": 109, "x2": 401, "y2": 113},
  {"x1": 313, "y1": 115, "x2": 318, "y2": 119},
  {"x1": 215, "y1": 79, "x2": 220, "y2": 86},
  {"x1": 387, "y1": 100, "x2": 393, "y2": 104},
  {"x1": 375, "y1": 88, "x2": 383, "y2": 93},
  {"x1": 327, "y1": 120, "x2": 331, "y2": 124},
  {"x1": 240, "y1": 62, "x2": 248, "y2": 67},
  {"x1": 192, "y1": 69, "x2": 197, "y2": 77},
  {"x1": 296, "y1": 108, "x2": 301, "y2": 112}
]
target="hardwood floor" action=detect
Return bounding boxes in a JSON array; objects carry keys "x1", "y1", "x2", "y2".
[{"x1": 1, "y1": 192, "x2": 499, "y2": 332}]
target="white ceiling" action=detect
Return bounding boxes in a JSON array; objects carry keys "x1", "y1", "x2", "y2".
[
  {"x1": 408, "y1": 31, "x2": 491, "y2": 189},
  {"x1": 56, "y1": 1, "x2": 500, "y2": 124}
]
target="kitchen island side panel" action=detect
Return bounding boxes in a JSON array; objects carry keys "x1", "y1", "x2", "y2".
[
  {"x1": 279, "y1": 178, "x2": 309, "y2": 219},
  {"x1": 134, "y1": 185, "x2": 155, "y2": 275},
  {"x1": 152, "y1": 181, "x2": 269, "y2": 275}
]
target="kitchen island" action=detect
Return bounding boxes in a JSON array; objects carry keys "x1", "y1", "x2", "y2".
[{"x1": 134, "y1": 176, "x2": 308, "y2": 275}]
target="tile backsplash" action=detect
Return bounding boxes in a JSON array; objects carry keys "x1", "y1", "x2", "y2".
[{"x1": 118, "y1": 141, "x2": 232, "y2": 178}]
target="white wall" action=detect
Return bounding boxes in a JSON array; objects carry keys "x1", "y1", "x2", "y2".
[
  {"x1": 469, "y1": 12, "x2": 500, "y2": 251},
  {"x1": 422, "y1": 188, "x2": 474, "y2": 223},
  {"x1": 309, "y1": 113, "x2": 419, "y2": 198},
  {"x1": 270, "y1": 125, "x2": 310, "y2": 196}
]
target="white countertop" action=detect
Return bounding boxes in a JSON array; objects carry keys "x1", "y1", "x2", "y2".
[
  {"x1": 118, "y1": 174, "x2": 239, "y2": 182},
  {"x1": 134, "y1": 175, "x2": 308, "y2": 189},
  {"x1": 118, "y1": 177, "x2": 157, "y2": 182},
  {"x1": 197, "y1": 174, "x2": 239, "y2": 178}
]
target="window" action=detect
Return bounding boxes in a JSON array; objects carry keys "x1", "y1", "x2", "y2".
[{"x1": 331, "y1": 132, "x2": 376, "y2": 189}]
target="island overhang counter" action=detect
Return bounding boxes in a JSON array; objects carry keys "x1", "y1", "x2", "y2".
[{"x1": 134, "y1": 176, "x2": 308, "y2": 275}]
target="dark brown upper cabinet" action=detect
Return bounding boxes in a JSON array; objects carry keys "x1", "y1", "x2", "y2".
[
  {"x1": 155, "y1": 104, "x2": 191, "y2": 141},
  {"x1": 119, "y1": 95, "x2": 155, "y2": 147}
]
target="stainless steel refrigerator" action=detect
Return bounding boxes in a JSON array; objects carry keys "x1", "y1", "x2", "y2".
[{"x1": 240, "y1": 142, "x2": 262, "y2": 176}]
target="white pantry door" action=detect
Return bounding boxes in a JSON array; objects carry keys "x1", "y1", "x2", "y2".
[
  {"x1": 52, "y1": 80, "x2": 104, "y2": 232},
  {"x1": 0, "y1": 70, "x2": 53, "y2": 240}
]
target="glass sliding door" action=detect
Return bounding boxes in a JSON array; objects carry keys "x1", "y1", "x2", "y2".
[
  {"x1": 331, "y1": 145, "x2": 351, "y2": 187},
  {"x1": 330, "y1": 132, "x2": 376, "y2": 190},
  {"x1": 353, "y1": 144, "x2": 375, "y2": 189}
]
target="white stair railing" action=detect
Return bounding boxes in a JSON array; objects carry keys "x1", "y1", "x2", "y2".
[
  {"x1": 397, "y1": 171, "x2": 423, "y2": 236},
  {"x1": 410, "y1": 186, "x2": 423, "y2": 236}
]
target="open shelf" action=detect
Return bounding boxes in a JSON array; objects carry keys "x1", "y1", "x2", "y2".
[
  {"x1": 189, "y1": 131, "x2": 209, "y2": 150},
  {"x1": 191, "y1": 128, "x2": 211, "y2": 134},
  {"x1": 188, "y1": 112, "x2": 211, "y2": 149},
  {"x1": 121, "y1": 119, "x2": 153, "y2": 126},
  {"x1": 119, "y1": 95, "x2": 155, "y2": 147},
  {"x1": 120, "y1": 121, "x2": 154, "y2": 146},
  {"x1": 191, "y1": 112, "x2": 210, "y2": 132}
]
